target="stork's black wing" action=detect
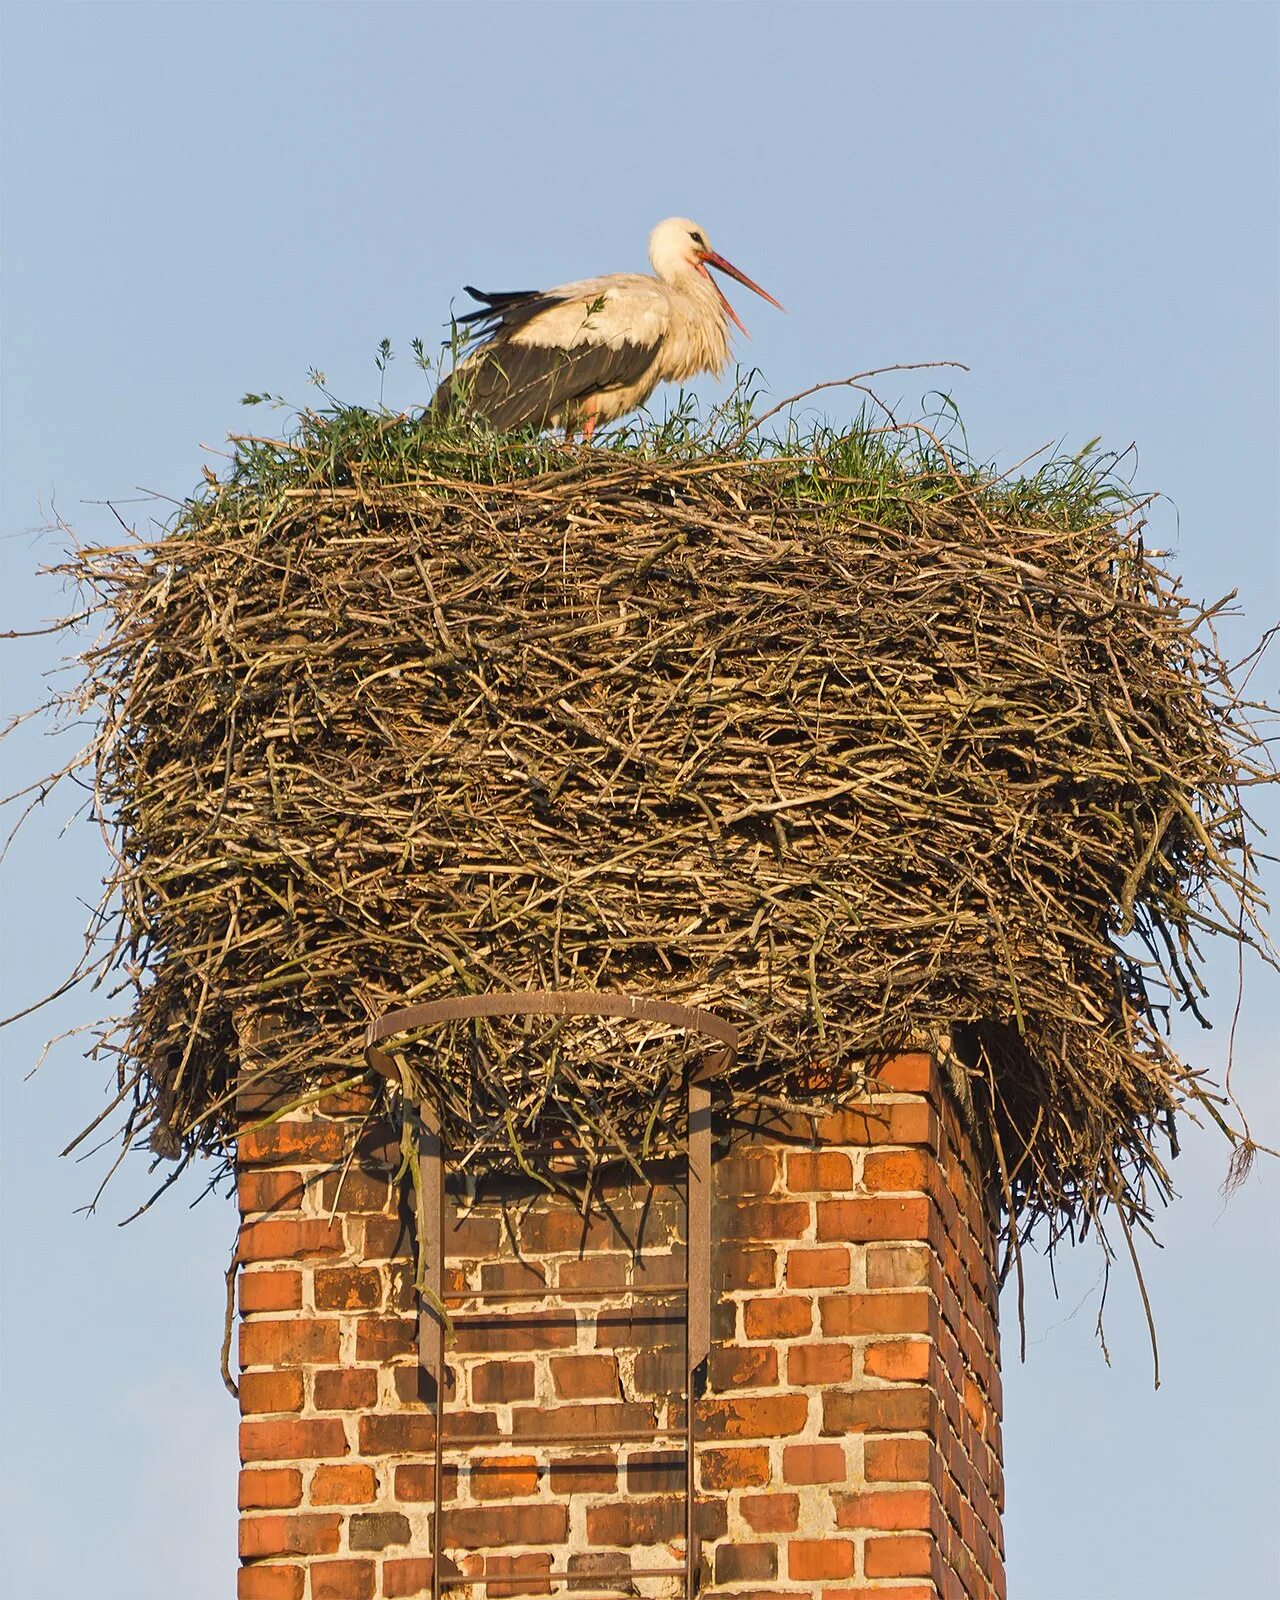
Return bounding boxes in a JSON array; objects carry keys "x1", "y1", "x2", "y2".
[
  {"x1": 455, "y1": 285, "x2": 555, "y2": 337},
  {"x1": 432, "y1": 286, "x2": 659, "y2": 433}
]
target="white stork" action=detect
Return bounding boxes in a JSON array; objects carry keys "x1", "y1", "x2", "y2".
[{"x1": 431, "y1": 217, "x2": 783, "y2": 439}]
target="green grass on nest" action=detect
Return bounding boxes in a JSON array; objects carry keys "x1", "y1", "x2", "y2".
[{"x1": 218, "y1": 368, "x2": 1138, "y2": 533}]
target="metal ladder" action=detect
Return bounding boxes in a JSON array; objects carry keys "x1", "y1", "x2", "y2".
[{"x1": 366, "y1": 993, "x2": 737, "y2": 1600}]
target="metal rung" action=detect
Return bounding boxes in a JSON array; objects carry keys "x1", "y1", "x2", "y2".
[
  {"x1": 435, "y1": 1567, "x2": 688, "y2": 1590},
  {"x1": 451, "y1": 1142, "x2": 675, "y2": 1157},
  {"x1": 438, "y1": 1426, "x2": 690, "y2": 1450},
  {"x1": 446, "y1": 1283, "x2": 686, "y2": 1303}
]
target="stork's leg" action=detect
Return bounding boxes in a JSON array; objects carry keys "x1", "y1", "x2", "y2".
[{"x1": 560, "y1": 406, "x2": 599, "y2": 445}]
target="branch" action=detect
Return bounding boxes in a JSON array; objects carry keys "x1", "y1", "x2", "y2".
[{"x1": 733, "y1": 361, "x2": 971, "y2": 446}]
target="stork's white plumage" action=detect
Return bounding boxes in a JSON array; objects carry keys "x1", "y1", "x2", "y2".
[{"x1": 431, "y1": 217, "x2": 783, "y2": 438}]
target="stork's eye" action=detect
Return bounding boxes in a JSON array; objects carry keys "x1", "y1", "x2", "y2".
[{"x1": 690, "y1": 232, "x2": 706, "y2": 248}]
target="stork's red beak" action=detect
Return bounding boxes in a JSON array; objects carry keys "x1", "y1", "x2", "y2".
[{"x1": 698, "y1": 250, "x2": 785, "y2": 336}]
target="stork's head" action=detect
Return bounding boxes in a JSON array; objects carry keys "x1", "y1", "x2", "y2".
[{"x1": 648, "y1": 216, "x2": 784, "y2": 334}]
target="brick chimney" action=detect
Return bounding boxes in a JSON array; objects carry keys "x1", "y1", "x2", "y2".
[{"x1": 235, "y1": 1048, "x2": 1004, "y2": 1600}]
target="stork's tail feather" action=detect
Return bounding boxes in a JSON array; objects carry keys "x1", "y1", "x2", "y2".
[{"x1": 456, "y1": 286, "x2": 541, "y2": 325}]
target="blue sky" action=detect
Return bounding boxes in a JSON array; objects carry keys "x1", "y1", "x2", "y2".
[{"x1": 1, "y1": 4, "x2": 1276, "y2": 1598}]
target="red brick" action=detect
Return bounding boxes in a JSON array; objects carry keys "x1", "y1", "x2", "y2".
[
  {"x1": 239, "y1": 1270, "x2": 303, "y2": 1313},
  {"x1": 314, "y1": 1266, "x2": 384, "y2": 1310},
  {"x1": 472, "y1": 1360, "x2": 536, "y2": 1404},
  {"x1": 240, "y1": 1318, "x2": 340, "y2": 1369},
  {"x1": 485, "y1": 1553, "x2": 554, "y2": 1600},
  {"x1": 594, "y1": 1305, "x2": 684, "y2": 1350},
  {"x1": 626, "y1": 1449, "x2": 684, "y2": 1496},
  {"x1": 819, "y1": 1291, "x2": 933, "y2": 1337},
  {"x1": 549, "y1": 1452, "x2": 618, "y2": 1494},
  {"x1": 816, "y1": 1197, "x2": 930, "y2": 1243},
  {"x1": 309, "y1": 1560, "x2": 376, "y2": 1600},
  {"x1": 865, "y1": 1339, "x2": 932, "y2": 1382},
  {"x1": 382, "y1": 1560, "x2": 433, "y2": 1598},
  {"x1": 700, "y1": 1446, "x2": 772, "y2": 1490},
  {"x1": 718, "y1": 1246, "x2": 778, "y2": 1290},
  {"x1": 440, "y1": 1504, "x2": 569, "y2": 1549},
  {"x1": 701, "y1": 1394, "x2": 809, "y2": 1439},
  {"x1": 739, "y1": 1493, "x2": 799, "y2": 1533},
  {"x1": 315, "y1": 1079, "x2": 378, "y2": 1115},
  {"x1": 836, "y1": 1489, "x2": 933, "y2": 1531},
  {"x1": 710, "y1": 1344, "x2": 778, "y2": 1390},
  {"x1": 313, "y1": 1368, "x2": 378, "y2": 1411},
  {"x1": 354, "y1": 1316, "x2": 416, "y2": 1361},
  {"x1": 240, "y1": 1418, "x2": 348, "y2": 1463},
  {"x1": 238, "y1": 1218, "x2": 345, "y2": 1263},
  {"x1": 237, "y1": 1122, "x2": 345, "y2": 1165},
  {"x1": 782, "y1": 1442, "x2": 848, "y2": 1484},
  {"x1": 349, "y1": 1511, "x2": 411, "y2": 1550},
  {"x1": 786, "y1": 1151, "x2": 854, "y2": 1191},
  {"x1": 586, "y1": 1499, "x2": 684, "y2": 1546},
  {"x1": 965, "y1": 1373, "x2": 989, "y2": 1432},
  {"x1": 787, "y1": 1342, "x2": 853, "y2": 1385},
  {"x1": 394, "y1": 1465, "x2": 444, "y2": 1502},
  {"x1": 550, "y1": 1354, "x2": 620, "y2": 1400},
  {"x1": 815, "y1": 1100, "x2": 934, "y2": 1147},
  {"x1": 716, "y1": 1543, "x2": 778, "y2": 1585},
  {"x1": 633, "y1": 1346, "x2": 684, "y2": 1395},
  {"x1": 865, "y1": 1436, "x2": 932, "y2": 1482},
  {"x1": 743, "y1": 1295, "x2": 812, "y2": 1340},
  {"x1": 872, "y1": 1052, "x2": 934, "y2": 1093},
  {"x1": 822, "y1": 1388, "x2": 933, "y2": 1435},
  {"x1": 511, "y1": 1402, "x2": 655, "y2": 1440},
  {"x1": 823, "y1": 1590, "x2": 935, "y2": 1600},
  {"x1": 237, "y1": 1169, "x2": 307, "y2": 1214},
  {"x1": 787, "y1": 1247, "x2": 850, "y2": 1287},
  {"x1": 514, "y1": 1209, "x2": 593, "y2": 1253},
  {"x1": 555, "y1": 1255, "x2": 629, "y2": 1291},
  {"x1": 310, "y1": 1464, "x2": 376, "y2": 1505},
  {"x1": 452, "y1": 1310, "x2": 577, "y2": 1353},
  {"x1": 866, "y1": 1245, "x2": 933, "y2": 1289},
  {"x1": 718, "y1": 1146, "x2": 779, "y2": 1195},
  {"x1": 360, "y1": 1215, "x2": 414, "y2": 1259},
  {"x1": 364, "y1": 1410, "x2": 498, "y2": 1457},
  {"x1": 863, "y1": 1148, "x2": 932, "y2": 1193},
  {"x1": 239, "y1": 1370, "x2": 304, "y2": 1416},
  {"x1": 863, "y1": 1534, "x2": 934, "y2": 1577},
  {"x1": 482, "y1": 1259, "x2": 551, "y2": 1291},
  {"x1": 789, "y1": 1539, "x2": 855, "y2": 1580},
  {"x1": 238, "y1": 1513, "x2": 341, "y2": 1558},
  {"x1": 721, "y1": 1198, "x2": 809, "y2": 1240},
  {"x1": 239, "y1": 1468, "x2": 302, "y2": 1510},
  {"x1": 359, "y1": 1414, "x2": 436, "y2": 1455},
  {"x1": 446, "y1": 1210, "x2": 505, "y2": 1253},
  {"x1": 237, "y1": 1568, "x2": 304, "y2": 1600},
  {"x1": 471, "y1": 1455, "x2": 540, "y2": 1500},
  {"x1": 318, "y1": 1168, "x2": 392, "y2": 1211}
]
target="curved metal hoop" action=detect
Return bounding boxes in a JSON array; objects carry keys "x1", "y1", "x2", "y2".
[{"x1": 364, "y1": 988, "x2": 739, "y2": 1083}]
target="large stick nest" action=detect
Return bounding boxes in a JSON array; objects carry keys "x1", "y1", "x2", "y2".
[{"x1": 15, "y1": 407, "x2": 1275, "y2": 1248}]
